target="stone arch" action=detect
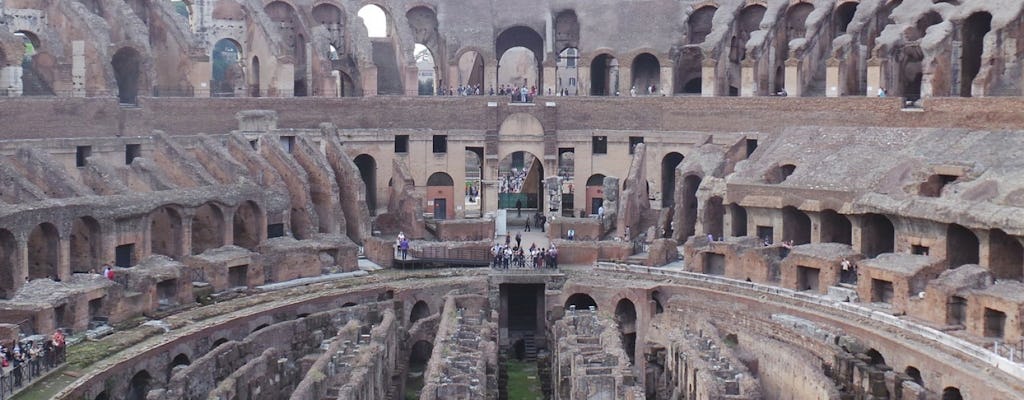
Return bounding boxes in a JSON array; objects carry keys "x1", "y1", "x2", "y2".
[
  {"x1": 150, "y1": 206, "x2": 184, "y2": 259},
  {"x1": 680, "y1": 175, "x2": 702, "y2": 240},
  {"x1": 410, "y1": 300, "x2": 430, "y2": 323},
  {"x1": 408, "y1": 340, "x2": 433, "y2": 381},
  {"x1": 732, "y1": 4, "x2": 766, "y2": 63},
  {"x1": 774, "y1": 2, "x2": 814, "y2": 92},
  {"x1": 960, "y1": 12, "x2": 991, "y2": 97},
  {"x1": 497, "y1": 150, "x2": 544, "y2": 211},
  {"x1": 191, "y1": 203, "x2": 225, "y2": 255},
  {"x1": 688, "y1": 6, "x2": 717, "y2": 44},
  {"x1": 211, "y1": 338, "x2": 229, "y2": 350},
  {"x1": 941, "y1": 387, "x2": 962, "y2": 400},
  {"x1": 167, "y1": 353, "x2": 190, "y2": 380},
  {"x1": 730, "y1": 203, "x2": 748, "y2": 237},
  {"x1": 946, "y1": 224, "x2": 979, "y2": 268},
  {"x1": 703, "y1": 196, "x2": 725, "y2": 239},
  {"x1": 70, "y1": 216, "x2": 101, "y2": 273},
  {"x1": 585, "y1": 173, "x2": 606, "y2": 215},
  {"x1": 232, "y1": 200, "x2": 262, "y2": 250},
  {"x1": 565, "y1": 293, "x2": 597, "y2": 310},
  {"x1": 16, "y1": 30, "x2": 55, "y2": 95},
  {"x1": 661, "y1": 152, "x2": 684, "y2": 208},
  {"x1": 905, "y1": 365, "x2": 923, "y2": 386},
  {"x1": 211, "y1": 38, "x2": 244, "y2": 97},
  {"x1": 820, "y1": 209, "x2": 852, "y2": 245},
  {"x1": 426, "y1": 172, "x2": 454, "y2": 219},
  {"x1": 630, "y1": 53, "x2": 661, "y2": 93},
  {"x1": 126, "y1": 370, "x2": 152, "y2": 400},
  {"x1": 860, "y1": 213, "x2": 894, "y2": 257},
  {"x1": 111, "y1": 47, "x2": 144, "y2": 104},
  {"x1": 498, "y1": 112, "x2": 544, "y2": 136},
  {"x1": 988, "y1": 229, "x2": 1023, "y2": 281},
  {"x1": 414, "y1": 43, "x2": 437, "y2": 95},
  {"x1": 554, "y1": 10, "x2": 580, "y2": 51},
  {"x1": 495, "y1": 26, "x2": 544, "y2": 89},
  {"x1": 265, "y1": 1, "x2": 308, "y2": 96},
  {"x1": 834, "y1": 1, "x2": 858, "y2": 37},
  {"x1": 589, "y1": 53, "x2": 619, "y2": 95},
  {"x1": 358, "y1": 4, "x2": 390, "y2": 38},
  {"x1": 456, "y1": 49, "x2": 485, "y2": 88},
  {"x1": 354, "y1": 154, "x2": 377, "y2": 215},
  {"x1": 0, "y1": 229, "x2": 17, "y2": 299},
  {"x1": 614, "y1": 298, "x2": 638, "y2": 364},
  {"x1": 212, "y1": 0, "x2": 244, "y2": 20},
  {"x1": 675, "y1": 47, "x2": 704, "y2": 94},
  {"x1": 865, "y1": 348, "x2": 886, "y2": 365},
  {"x1": 27, "y1": 222, "x2": 59, "y2": 280},
  {"x1": 782, "y1": 206, "x2": 811, "y2": 245}
]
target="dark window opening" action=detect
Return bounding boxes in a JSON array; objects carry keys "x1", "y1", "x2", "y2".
[
  {"x1": 115, "y1": 243, "x2": 135, "y2": 268},
  {"x1": 947, "y1": 295, "x2": 966, "y2": 326},
  {"x1": 983, "y1": 308, "x2": 1006, "y2": 338},
  {"x1": 592, "y1": 136, "x2": 607, "y2": 154},
  {"x1": 76, "y1": 146, "x2": 92, "y2": 167},
  {"x1": 432, "y1": 135, "x2": 447, "y2": 153},
  {"x1": 267, "y1": 223, "x2": 285, "y2": 238},
  {"x1": 629, "y1": 136, "x2": 644, "y2": 154},
  {"x1": 745, "y1": 139, "x2": 758, "y2": 158},
  {"x1": 280, "y1": 136, "x2": 295, "y2": 152},
  {"x1": 125, "y1": 144, "x2": 141, "y2": 165},
  {"x1": 756, "y1": 226, "x2": 774, "y2": 244},
  {"x1": 395, "y1": 135, "x2": 409, "y2": 153},
  {"x1": 249, "y1": 140, "x2": 258, "y2": 150},
  {"x1": 912, "y1": 245, "x2": 929, "y2": 255},
  {"x1": 919, "y1": 174, "x2": 958, "y2": 197},
  {"x1": 871, "y1": 279, "x2": 894, "y2": 304}
]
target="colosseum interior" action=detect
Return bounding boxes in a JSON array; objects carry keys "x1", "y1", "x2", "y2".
[{"x1": 1, "y1": 0, "x2": 1023, "y2": 399}]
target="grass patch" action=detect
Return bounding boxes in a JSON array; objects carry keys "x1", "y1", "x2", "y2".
[{"x1": 506, "y1": 360, "x2": 543, "y2": 400}]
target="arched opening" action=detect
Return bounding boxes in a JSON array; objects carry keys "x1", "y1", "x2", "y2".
[
  {"x1": 651, "y1": 290, "x2": 664, "y2": 314},
  {"x1": 557, "y1": 47, "x2": 579, "y2": 95},
  {"x1": 232, "y1": 201, "x2": 261, "y2": 250},
  {"x1": 0, "y1": 230, "x2": 17, "y2": 299},
  {"x1": 565, "y1": 293, "x2": 598, "y2": 310},
  {"x1": 941, "y1": 387, "x2": 963, "y2": 400},
  {"x1": 126, "y1": 370, "x2": 152, "y2": 400},
  {"x1": 250, "y1": 56, "x2": 261, "y2": 97},
  {"x1": 732, "y1": 5, "x2": 766, "y2": 63},
  {"x1": 834, "y1": 2, "x2": 858, "y2": 37},
  {"x1": 688, "y1": 6, "x2": 717, "y2": 44},
  {"x1": 251, "y1": 323, "x2": 270, "y2": 333},
  {"x1": 496, "y1": 26, "x2": 545, "y2": 93},
  {"x1": 464, "y1": 149, "x2": 483, "y2": 213},
  {"x1": 167, "y1": 353, "x2": 190, "y2": 380},
  {"x1": 904, "y1": 366, "x2": 923, "y2": 386},
  {"x1": 675, "y1": 46, "x2": 704, "y2": 95},
  {"x1": 457, "y1": 51, "x2": 485, "y2": 89},
  {"x1": 211, "y1": 38, "x2": 243, "y2": 97},
  {"x1": 703, "y1": 196, "x2": 725, "y2": 240},
  {"x1": 946, "y1": 224, "x2": 979, "y2": 268},
  {"x1": 191, "y1": 203, "x2": 225, "y2": 255},
  {"x1": 70, "y1": 217, "x2": 101, "y2": 273},
  {"x1": 94, "y1": 392, "x2": 109, "y2": 400},
  {"x1": 426, "y1": 172, "x2": 454, "y2": 220},
  {"x1": 901, "y1": 46, "x2": 925, "y2": 101},
  {"x1": 661, "y1": 152, "x2": 684, "y2": 208},
  {"x1": 15, "y1": 31, "x2": 55, "y2": 96},
  {"x1": 766, "y1": 163, "x2": 796, "y2": 184},
  {"x1": 776, "y1": 2, "x2": 814, "y2": 92},
  {"x1": 590, "y1": 54, "x2": 619, "y2": 96},
  {"x1": 111, "y1": 47, "x2": 143, "y2": 104},
  {"x1": 820, "y1": 209, "x2": 852, "y2": 245},
  {"x1": 865, "y1": 348, "x2": 886, "y2": 366},
  {"x1": 27, "y1": 223, "x2": 59, "y2": 280},
  {"x1": 860, "y1": 213, "x2": 895, "y2": 257},
  {"x1": 406, "y1": 340, "x2": 433, "y2": 397},
  {"x1": 498, "y1": 151, "x2": 544, "y2": 213},
  {"x1": 988, "y1": 229, "x2": 1023, "y2": 280},
  {"x1": 614, "y1": 298, "x2": 638, "y2": 364},
  {"x1": 630, "y1": 53, "x2": 660, "y2": 95},
  {"x1": 265, "y1": 1, "x2": 307, "y2": 96},
  {"x1": 211, "y1": 338, "x2": 229, "y2": 350},
  {"x1": 414, "y1": 44, "x2": 436, "y2": 95},
  {"x1": 150, "y1": 206, "x2": 183, "y2": 259},
  {"x1": 960, "y1": 12, "x2": 991, "y2": 97},
  {"x1": 586, "y1": 173, "x2": 605, "y2": 215},
  {"x1": 680, "y1": 175, "x2": 702, "y2": 240},
  {"x1": 729, "y1": 203, "x2": 748, "y2": 237},
  {"x1": 353, "y1": 155, "x2": 377, "y2": 215},
  {"x1": 358, "y1": 4, "x2": 388, "y2": 38},
  {"x1": 782, "y1": 206, "x2": 811, "y2": 245},
  {"x1": 410, "y1": 300, "x2": 430, "y2": 323}
]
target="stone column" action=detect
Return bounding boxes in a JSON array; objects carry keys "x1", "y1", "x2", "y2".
[
  {"x1": 57, "y1": 234, "x2": 71, "y2": 281},
  {"x1": 545, "y1": 176, "x2": 562, "y2": 216},
  {"x1": 866, "y1": 58, "x2": 883, "y2": 98},
  {"x1": 1, "y1": 65, "x2": 22, "y2": 96},
  {"x1": 362, "y1": 66, "x2": 379, "y2": 96},
  {"x1": 223, "y1": 208, "x2": 236, "y2": 248},
  {"x1": 826, "y1": 57, "x2": 840, "y2": 97},
  {"x1": 784, "y1": 58, "x2": 802, "y2": 97},
  {"x1": 482, "y1": 155, "x2": 500, "y2": 216},
  {"x1": 543, "y1": 65, "x2": 556, "y2": 95},
  {"x1": 809, "y1": 212, "x2": 823, "y2": 244},
  {"x1": 404, "y1": 65, "x2": 418, "y2": 96},
  {"x1": 617, "y1": 66, "x2": 630, "y2": 96},
  {"x1": 485, "y1": 63, "x2": 498, "y2": 95},
  {"x1": 701, "y1": 61, "x2": 716, "y2": 97},
  {"x1": 659, "y1": 65, "x2": 673, "y2": 96},
  {"x1": 741, "y1": 60, "x2": 756, "y2": 97},
  {"x1": 181, "y1": 213, "x2": 195, "y2": 257},
  {"x1": 72, "y1": 40, "x2": 85, "y2": 97},
  {"x1": 577, "y1": 65, "x2": 590, "y2": 96}
]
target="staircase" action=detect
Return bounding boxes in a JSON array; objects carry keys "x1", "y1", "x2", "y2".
[
  {"x1": 522, "y1": 334, "x2": 538, "y2": 362},
  {"x1": 372, "y1": 40, "x2": 403, "y2": 95},
  {"x1": 21, "y1": 61, "x2": 54, "y2": 96}
]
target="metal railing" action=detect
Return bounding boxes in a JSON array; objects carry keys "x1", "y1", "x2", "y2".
[
  {"x1": 596, "y1": 263, "x2": 1024, "y2": 381},
  {"x1": 0, "y1": 344, "x2": 66, "y2": 400},
  {"x1": 410, "y1": 247, "x2": 491, "y2": 264}
]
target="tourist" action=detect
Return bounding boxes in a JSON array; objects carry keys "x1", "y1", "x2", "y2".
[
  {"x1": 567, "y1": 229, "x2": 575, "y2": 240},
  {"x1": 878, "y1": 87, "x2": 886, "y2": 97},
  {"x1": 399, "y1": 238, "x2": 409, "y2": 260},
  {"x1": 540, "y1": 214, "x2": 546, "y2": 232},
  {"x1": 707, "y1": 233, "x2": 715, "y2": 243},
  {"x1": 524, "y1": 218, "x2": 531, "y2": 232},
  {"x1": 516, "y1": 199, "x2": 522, "y2": 217},
  {"x1": 102, "y1": 263, "x2": 114, "y2": 280},
  {"x1": 624, "y1": 225, "x2": 631, "y2": 241},
  {"x1": 515, "y1": 232, "x2": 522, "y2": 248},
  {"x1": 597, "y1": 205, "x2": 604, "y2": 220},
  {"x1": 630, "y1": 86, "x2": 637, "y2": 97}
]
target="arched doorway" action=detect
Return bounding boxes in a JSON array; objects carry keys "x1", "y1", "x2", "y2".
[
  {"x1": 946, "y1": 224, "x2": 979, "y2": 268},
  {"x1": 554, "y1": 10, "x2": 580, "y2": 96},
  {"x1": 167, "y1": 353, "x2": 190, "y2": 380},
  {"x1": 496, "y1": 26, "x2": 544, "y2": 92},
  {"x1": 988, "y1": 229, "x2": 1023, "y2": 280},
  {"x1": 820, "y1": 209, "x2": 852, "y2": 245},
  {"x1": 834, "y1": 2, "x2": 858, "y2": 37},
  {"x1": 414, "y1": 44, "x2": 436, "y2": 95},
  {"x1": 0, "y1": 230, "x2": 17, "y2": 298},
  {"x1": 126, "y1": 370, "x2": 152, "y2": 400},
  {"x1": 941, "y1": 387, "x2": 963, "y2": 400},
  {"x1": 565, "y1": 293, "x2": 597, "y2": 310},
  {"x1": 661, "y1": 152, "x2": 684, "y2": 208},
  {"x1": 782, "y1": 206, "x2": 811, "y2": 245},
  {"x1": 191, "y1": 203, "x2": 225, "y2": 254},
  {"x1": 585, "y1": 174, "x2": 606, "y2": 216},
  {"x1": 631, "y1": 53, "x2": 660, "y2": 94},
  {"x1": 111, "y1": 47, "x2": 143, "y2": 104},
  {"x1": 905, "y1": 366, "x2": 923, "y2": 386},
  {"x1": 358, "y1": 4, "x2": 388, "y2": 37},
  {"x1": 960, "y1": 12, "x2": 991, "y2": 96},
  {"x1": 498, "y1": 151, "x2": 544, "y2": 213},
  {"x1": 679, "y1": 175, "x2": 702, "y2": 240},
  {"x1": 426, "y1": 172, "x2": 454, "y2": 220},
  {"x1": 232, "y1": 201, "x2": 261, "y2": 250},
  {"x1": 70, "y1": 216, "x2": 101, "y2": 273},
  {"x1": 688, "y1": 6, "x2": 716, "y2": 44},
  {"x1": 614, "y1": 298, "x2": 638, "y2": 364},
  {"x1": 457, "y1": 50, "x2": 485, "y2": 89},
  {"x1": 729, "y1": 203, "x2": 748, "y2": 237},
  {"x1": 360, "y1": 4, "x2": 402, "y2": 94},
  {"x1": 15, "y1": 31, "x2": 55, "y2": 96},
  {"x1": 265, "y1": 1, "x2": 307, "y2": 96},
  {"x1": 27, "y1": 223, "x2": 59, "y2": 280},
  {"x1": 775, "y1": 2, "x2": 814, "y2": 93},
  {"x1": 590, "y1": 53, "x2": 619, "y2": 95},
  {"x1": 860, "y1": 213, "x2": 894, "y2": 257},
  {"x1": 211, "y1": 38, "x2": 243, "y2": 97},
  {"x1": 730, "y1": 4, "x2": 766, "y2": 93},
  {"x1": 353, "y1": 154, "x2": 377, "y2": 215},
  {"x1": 464, "y1": 148, "x2": 483, "y2": 215},
  {"x1": 410, "y1": 300, "x2": 430, "y2": 323},
  {"x1": 150, "y1": 206, "x2": 183, "y2": 259},
  {"x1": 704, "y1": 196, "x2": 725, "y2": 240},
  {"x1": 405, "y1": 340, "x2": 433, "y2": 398}
]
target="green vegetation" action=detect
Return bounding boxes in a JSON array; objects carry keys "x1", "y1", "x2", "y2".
[{"x1": 505, "y1": 360, "x2": 543, "y2": 400}]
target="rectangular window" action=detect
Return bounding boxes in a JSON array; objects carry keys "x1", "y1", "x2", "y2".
[
  {"x1": 76, "y1": 145, "x2": 92, "y2": 167},
  {"x1": 279, "y1": 136, "x2": 295, "y2": 152},
  {"x1": 432, "y1": 135, "x2": 448, "y2": 153},
  {"x1": 746, "y1": 139, "x2": 759, "y2": 158},
  {"x1": 249, "y1": 139, "x2": 258, "y2": 150},
  {"x1": 115, "y1": 243, "x2": 135, "y2": 268},
  {"x1": 629, "y1": 136, "x2": 645, "y2": 154},
  {"x1": 911, "y1": 245, "x2": 929, "y2": 255},
  {"x1": 592, "y1": 136, "x2": 607, "y2": 154},
  {"x1": 125, "y1": 144, "x2": 141, "y2": 165},
  {"x1": 395, "y1": 135, "x2": 409, "y2": 153},
  {"x1": 267, "y1": 223, "x2": 285, "y2": 239}
]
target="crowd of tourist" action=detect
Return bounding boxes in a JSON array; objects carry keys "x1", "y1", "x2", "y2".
[
  {"x1": 491, "y1": 240, "x2": 558, "y2": 269},
  {"x1": 499, "y1": 168, "x2": 528, "y2": 193},
  {"x1": 436, "y1": 83, "x2": 540, "y2": 103},
  {"x1": 0, "y1": 330, "x2": 66, "y2": 391}
]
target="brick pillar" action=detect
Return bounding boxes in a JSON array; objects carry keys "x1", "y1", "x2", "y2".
[
  {"x1": 826, "y1": 57, "x2": 840, "y2": 97},
  {"x1": 659, "y1": 65, "x2": 673, "y2": 96},
  {"x1": 71, "y1": 40, "x2": 85, "y2": 97},
  {"x1": 784, "y1": 58, "x2": 802, "y2": 97},
  {"x1": 741, "y1": 60, "x2": 756, "y2": 97},
  {"x1": 866, "y1": 57, "x2": 883, "y2": 98},
  {"x1": 701, "y1": 61, "x2": 716, "y2": 97}
]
